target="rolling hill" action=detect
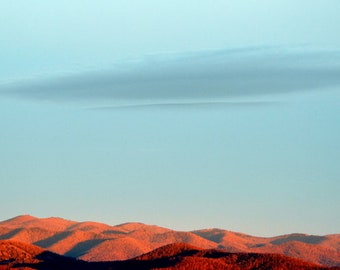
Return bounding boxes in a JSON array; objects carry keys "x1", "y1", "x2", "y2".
[
  {"x1": 0, "y1": 215, "x2": 339, "y2": 267},
  {"x1": 1, "y1": 240, "x2": 337, "y2": 270},
  {"x1": 0, "y1": 240, "x2": 87, "y2": 270}
]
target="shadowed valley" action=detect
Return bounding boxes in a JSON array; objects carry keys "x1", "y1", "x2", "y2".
[{"x1": 1, "y1": 241, "x2": 339, "y2": 270}]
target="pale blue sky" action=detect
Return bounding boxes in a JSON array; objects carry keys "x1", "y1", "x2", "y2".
[{"x1": 1, "y1": 1, "x2": 340, "y2": 236}]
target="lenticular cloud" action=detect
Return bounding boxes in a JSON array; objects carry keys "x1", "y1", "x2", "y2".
[{"x1": 1, "y1": 47, "x2": 340, "y2": 106}]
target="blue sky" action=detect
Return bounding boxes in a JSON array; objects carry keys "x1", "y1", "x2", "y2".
[{"x1": 1, "y1": 1, "x2": 340, "y2": 236}]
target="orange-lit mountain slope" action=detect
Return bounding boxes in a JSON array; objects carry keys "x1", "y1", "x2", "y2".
[
  {"x1": 0, "y1": 215, "x2": 339, "y2": 267},
  {"x1": 1, "y1": 240, "x2": 337, "y2": 270}
]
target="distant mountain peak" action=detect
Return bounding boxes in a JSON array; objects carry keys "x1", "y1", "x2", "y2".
[{"x1": 1, "y1": 214, "x2": 37, "y2": 224}]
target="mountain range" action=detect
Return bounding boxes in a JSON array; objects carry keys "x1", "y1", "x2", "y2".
[
  {"x1": 1, "y1": 240, "x2": 338, "y2": 270},
  {"x1": 0, "y1": 215, "x2": 339, "y2": 267}
]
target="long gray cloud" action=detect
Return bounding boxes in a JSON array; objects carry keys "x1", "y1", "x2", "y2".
[
  {"x1": 88, "y1": 100, "x2": 278, "y2": 110},
  {"x1": 1, "y1": 47, "x2": 340, "y2": 105}
]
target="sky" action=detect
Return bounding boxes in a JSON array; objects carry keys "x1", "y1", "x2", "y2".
[{"x1": 1, "y1": 0, "x2": 340, "y2": 236}]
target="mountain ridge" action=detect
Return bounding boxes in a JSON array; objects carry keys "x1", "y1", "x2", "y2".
[
  {"x1": 0, "y1": 215, "x2": 339, "y2": 267},
  {"x1": 1, "y1": 240, "x2": 337, "y2": 270}
]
